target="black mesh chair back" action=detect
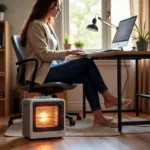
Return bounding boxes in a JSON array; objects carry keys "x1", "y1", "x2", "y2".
[
  {"x1": 11, "y1": 35, "x2": 25, "y2": 61},
  {"x1": 12, "y1": 35, "x2": 26, "y2": 86},
  {"x1": 11, "y1": 35, "x2": 76, "y2": 94}
]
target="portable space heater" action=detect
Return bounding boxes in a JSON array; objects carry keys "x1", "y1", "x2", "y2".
[{"x1": 22, "y1": 96, "x2": 65, "y2": 139}]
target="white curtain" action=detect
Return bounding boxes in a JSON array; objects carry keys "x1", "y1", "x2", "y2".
[{"x1": 129, "y1": 0, "x2": 150, "y2": 113}]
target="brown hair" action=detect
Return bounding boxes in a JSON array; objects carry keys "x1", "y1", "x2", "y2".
[{"x1": 20, "y1": 0, "x2": 58, "y2": 46}]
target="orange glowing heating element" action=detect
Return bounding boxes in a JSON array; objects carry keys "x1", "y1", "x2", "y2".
[{"x1": 36, "y1": 106, "x2": 59, "y2": 128}]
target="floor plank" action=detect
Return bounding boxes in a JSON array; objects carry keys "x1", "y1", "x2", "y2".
[{"x1": 0, "y1": 112, "x2": 150, "y2": 150}]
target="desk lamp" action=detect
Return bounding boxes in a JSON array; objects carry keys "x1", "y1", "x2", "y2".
[
  {"x1": 86, "y1": 15, "x2": 137, "y2": 51},
  {"x1": 86, "y1": 14, "x2": 117, "y2": 32},
  {"x1": 86, "y1": 14, "x2": 122, "y2": 50}
]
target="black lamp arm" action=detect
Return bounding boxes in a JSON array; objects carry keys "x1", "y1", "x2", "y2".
[{"x1": 98, "y1": 17, "x2": 118, "y2": 29}]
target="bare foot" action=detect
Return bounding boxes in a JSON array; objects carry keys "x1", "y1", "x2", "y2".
[
  {"x1": 101, "y1": 90, "x2": 131, "y2": 108},
  {"x1": 105, "y1": 116, "x2": 113, "y2": 121},
  {"x1": 93, "y1": 109, "x2": 117, "y2": 127},
  {"x1": 104, "y1": 97, "x2": 132, "y2": 108},
  {"x1": 94, "y1": 116, "x2": 117, "y2": 127}
]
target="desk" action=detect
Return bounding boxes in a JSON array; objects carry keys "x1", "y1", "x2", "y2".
[{"x1": 82, "y1": 51, "x2": 150, "y2": 132}]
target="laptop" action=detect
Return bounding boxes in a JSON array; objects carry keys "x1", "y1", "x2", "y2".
[{"x1": 78, "y1": 15, "x2": 137, "y2": 55}]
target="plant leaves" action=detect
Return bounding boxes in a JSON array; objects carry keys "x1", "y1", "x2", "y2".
[
  {"x1": 144, "y1": 32, "x2": 150, "y2": 39},
  {"x1": 143, "y1": 21, "x2": 146, "y2": 36},
  {"x1": 134, "y1": 23, "x2": 141, "y2": 37},
  {"x1": 140, "y1": 17, "x2": 142, "y2": 36},
  {"x1": 132, "y1": 20, "x2": 150, "y2": 42}
]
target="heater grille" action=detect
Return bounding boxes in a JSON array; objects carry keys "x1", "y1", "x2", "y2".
[
  {"x1": 33, "y1": 101, "x2": 64, "y2": 132},
  {"x1": 36, "y1": 106, "x2": 59, "y2": 128}
]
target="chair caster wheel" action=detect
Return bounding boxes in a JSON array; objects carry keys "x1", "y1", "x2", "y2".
[
  {"x1": 8, "y1": 120, "x2": 13, "y2": 126},
  {"x1": 69, "y1": 120, "x2": 75, "y2": 126},
  {"x1": 77, "y1": 115, "x2": 82, "y2": 120}
]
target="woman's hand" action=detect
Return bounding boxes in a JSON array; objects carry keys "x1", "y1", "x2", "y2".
[{"x1": 66, "y1": 49, "x2": 85, "y2": 55}]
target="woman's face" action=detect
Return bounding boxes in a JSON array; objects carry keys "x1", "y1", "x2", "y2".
[{"x1": 47, "y1": 0, "x2": 61, "y2": 18}]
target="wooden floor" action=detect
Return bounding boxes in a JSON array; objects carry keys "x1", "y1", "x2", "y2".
[{"x1": 0, "y1": 112, "x2": 150, "y2": 150}]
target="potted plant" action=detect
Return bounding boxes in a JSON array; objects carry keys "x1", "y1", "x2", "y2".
[
  {"x1": 132, "y1": 22, "x2": 150, "y2": 51},
  {"x1": 74, "y1": 40, "x2": 85, "y2": 49},
  {"x1": 64, "y1": 33, "x2": 72, "y2": 50},
  {"x1": 12, "y1": 85, "x2": 21, "y2": 113},
  {"x1": 0, "y1": 3, "x2": 7, "y2": 20}
]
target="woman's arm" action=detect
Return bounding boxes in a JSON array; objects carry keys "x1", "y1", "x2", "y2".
[{"x1": 27, "y1": 20, "x2": 66, "y2": 62}]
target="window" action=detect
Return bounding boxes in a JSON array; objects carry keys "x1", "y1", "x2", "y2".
[
  {"x1": 69, "y1": 0, "x2": 102, "y2": 49},
  {"x1": 63, "y1": 0, "x2": 130, "y2": 50},
  {"x1": 111, "y1": 0, "x2": 131, "y2": 41}
]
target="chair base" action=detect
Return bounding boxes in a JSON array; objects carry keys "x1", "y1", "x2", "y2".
[
  {"x1": 66, "y1": 112, "x2": 82, "y2": 120},
  {"x1": 66, "y1": 112, "x2": 82, "y2": 126},
  {"x1": 8, "y1": 115, "x2": 22, "y2": 126}
]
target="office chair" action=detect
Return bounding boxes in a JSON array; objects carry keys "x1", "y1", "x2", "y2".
[{"x1": 8, "y1": 35, "x2": 81, "y2": 126}]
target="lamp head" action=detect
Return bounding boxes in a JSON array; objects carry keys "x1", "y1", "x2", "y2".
[
  {"x1": 86, "y1": 18, "x2": 98, "y2": 32},
  {"x1": 86, "y1": 14, "x2": 118, "y2": 32}
]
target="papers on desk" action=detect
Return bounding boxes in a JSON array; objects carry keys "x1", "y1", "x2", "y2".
[
  {"x1": 76, "y1": 50, "x2": 121, "y2": 58},
  {"x1": 77, "y1": 51, "x2": 102, "y2": 56},
  {"x1": 77, "y1": 52, "x2": 88, "y2": 56}
]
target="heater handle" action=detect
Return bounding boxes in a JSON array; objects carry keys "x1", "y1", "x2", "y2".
[{"x1": 16, "y1": 58, "x2": 39, "y2": 91}]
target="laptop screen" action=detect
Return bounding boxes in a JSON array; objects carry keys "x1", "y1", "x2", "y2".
[{"x1": 111, "y1": 16, "x2": 137, "y2": 48}]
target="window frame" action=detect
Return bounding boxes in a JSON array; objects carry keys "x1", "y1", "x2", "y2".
[
  {"x1": 62, "y1": 0, "x2": 130, "y2": 51},
  {"x1": 62, "y1": 0, "x2": 112, "y2": 50}
]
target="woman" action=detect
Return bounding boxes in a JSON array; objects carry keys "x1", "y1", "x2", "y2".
[{"x1": 20, "y1": 0, "x2": 131, "y2": 127}]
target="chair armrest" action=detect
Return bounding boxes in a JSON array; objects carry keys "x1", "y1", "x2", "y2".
[
  {"x1": 16, "y1": 58, "x2": 39, "y2": 91},
  {"x1": 16, "y1": 58, "x2": 38, "y2": 66}
]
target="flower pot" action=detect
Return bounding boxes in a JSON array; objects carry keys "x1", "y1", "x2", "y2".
[
  {"x1": 0, "y1": 12, "x2": 4, "y2": 20},
  {"x1": 136, "y1": 40, "x2": 149, "y2": 51},
  {"x1": 64, "y1": 44, "x2": 72, "y2": 50}
]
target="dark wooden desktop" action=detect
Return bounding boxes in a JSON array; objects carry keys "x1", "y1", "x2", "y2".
[{"x1": 82, "y1": 50, "x2": 150, "y2": 132}]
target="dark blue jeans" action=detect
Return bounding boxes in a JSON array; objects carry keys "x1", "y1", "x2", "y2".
[{"x1": 44, "y1": 57, "x2": 108, "y2": 112}]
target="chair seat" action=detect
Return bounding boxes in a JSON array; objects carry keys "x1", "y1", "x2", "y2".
[{"x1": 20, "y1": 82, "x2": 77, "y2": 91}]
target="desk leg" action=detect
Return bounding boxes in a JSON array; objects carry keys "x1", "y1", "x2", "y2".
[
  {"x1": 135, "y1": 59, "x2": 139, "y2": 116},
  {"x1": 117, "y1": 58, "x2": 122, "y2": 132},
  {"x1": 83, "y1": 84, "x2": 86, "y2": 118}
]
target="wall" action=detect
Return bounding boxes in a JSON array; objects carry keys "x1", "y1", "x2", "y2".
[
  {"x1": 0, "y1": 0, "x2": 130, "y2": 112},
  {"x1": 0, "y1": 0, "x2": 32, "y2": 87},
  {"x1": 0, "y1": 0, "x2": 62, "y2": 87}
]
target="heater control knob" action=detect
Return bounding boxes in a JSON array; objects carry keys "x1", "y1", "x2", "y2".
[{"x1": 69, "y1": 120, "x2": 75, "y2": 126}]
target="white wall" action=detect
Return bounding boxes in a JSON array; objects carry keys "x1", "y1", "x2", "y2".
[
  {"x1": 0, "y1": 0, "x2": 130, "y2": 112},
  {"x1": 0, "y1": 0, "x2": 34, "y2": 87},
  {"x1": 0, "y1": 0, "x2": 62, "y2": 87}
]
